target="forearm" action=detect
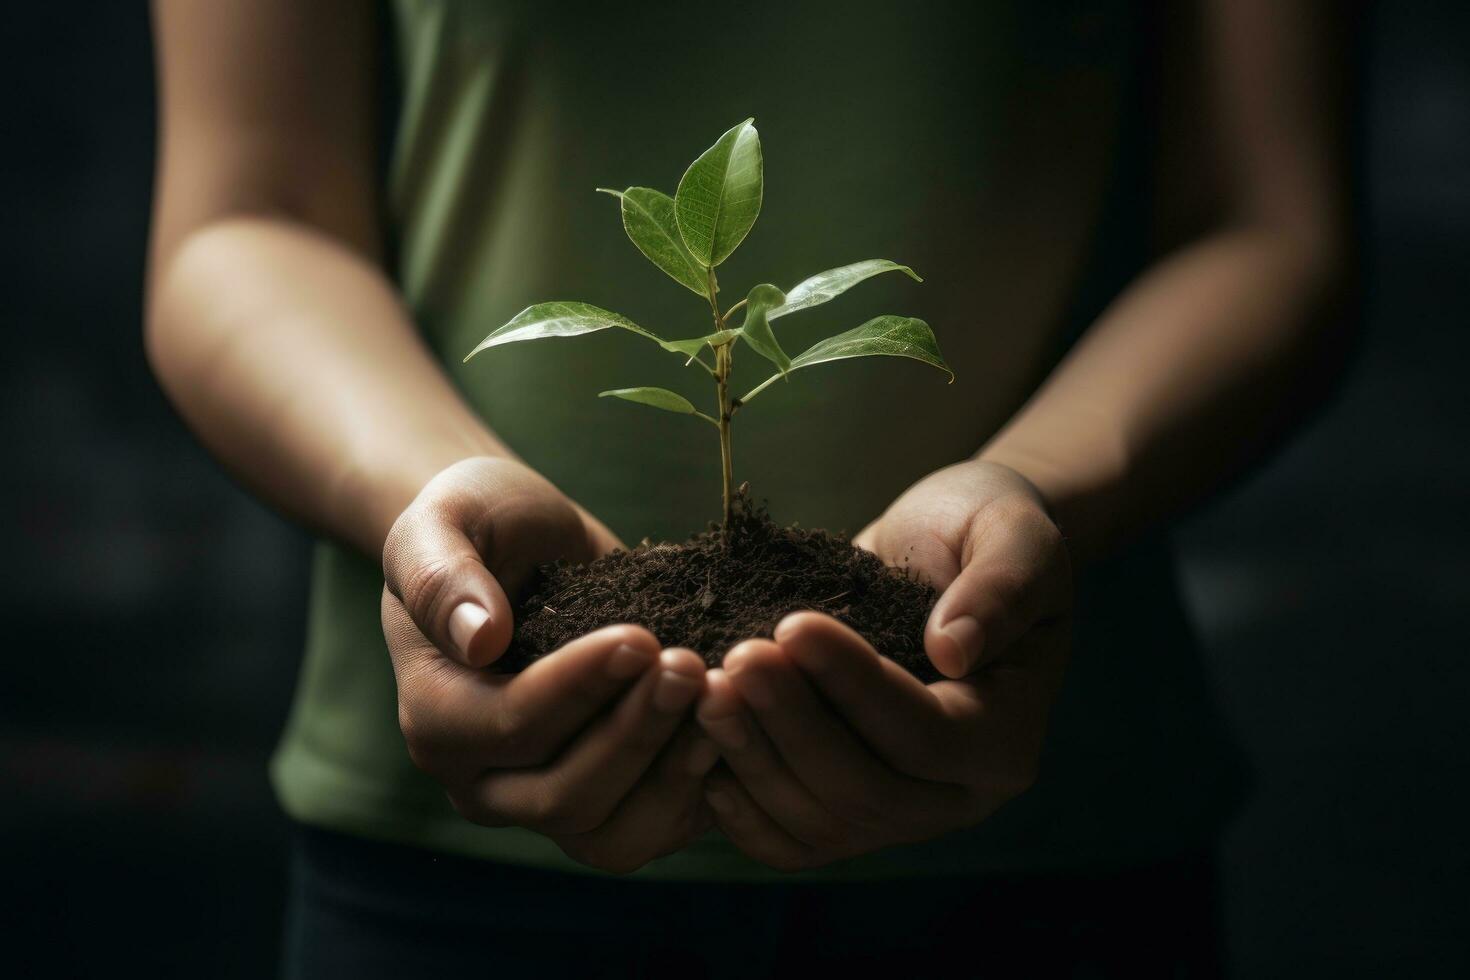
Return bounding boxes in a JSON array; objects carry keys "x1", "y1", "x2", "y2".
[
  {"x1": 980, "y1": 223, "x2": 1348, "y2": 564},
  {"x1": 146, "y1": 216, "x2": 507, "y2": 557}
]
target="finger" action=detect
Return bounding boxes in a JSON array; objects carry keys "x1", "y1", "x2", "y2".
[
  {"x1": 723, "y1": 640, "x2": 963, "y2": 839},
  {"x1": 646, "y1": 722, "x2": 720, "y2": 852},
  {"x1": 672, "y1": 742, "x2": 724, "y2": 791},
  {"x1": 474, "y1": 648, "x2": 706, "y2": 834},
  {"x1": 775, "y1": 612, "x2": 962, "y2": 781},
  {"x1": 924, "y1": 627, "x2": 1070, "y2": 803},
  {"x1": 388, "y1": 613, "x2": 661, "y2": 769},
  {"x1": 654, "y1": 720, "x2": 724, "y2": 785},
  {"x1": 553, "y1": 723, "x2": 718, "y2": 874},
  {"x1": 930, "y1": 623, "x2": 1071, "y2": 732},
  {"x1": 382, "y1": 498, "x2": 515, "y2": 668},
  {"x1": 925, "y1": 498, "x2": 1070, "y2": 677},
  {"x1": 574, "y1": 503, "x2": 626, "y2": 557},
  {"x1": 704, "y1": 770, "x2": 820, "y2": 873},
  {"x1": 696, "y1": 665, "x2": 847, "y2": 849}
]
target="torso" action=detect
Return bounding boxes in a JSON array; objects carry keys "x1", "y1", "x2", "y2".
[{"x1": 268, "y1": 0, "x2": 1245, "y2": 880}]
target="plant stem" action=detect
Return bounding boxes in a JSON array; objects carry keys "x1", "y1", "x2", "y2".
[
  {"x1": 715, "y1": 341, "x2": 735, "y2": 526},
  {"x1": 736, "y1": 370, "x2": 782, "y2": 407},
  {"x1": 706, "y1": 267, "x2": 736, "y2": 526},
  {"x1": 705, "y1": 268, "x2": 723, "y2": 327}
]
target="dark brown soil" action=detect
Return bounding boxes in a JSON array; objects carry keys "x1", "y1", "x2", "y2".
[{"x1": 503, "y1": 491, "x2": 940, "y2": 681}]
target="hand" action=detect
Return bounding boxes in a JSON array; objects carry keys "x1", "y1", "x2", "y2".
[
  {"x1": 382, "y1": 456, "x2": 719, "y2": 873},
  {"x1": 695, "y1": 460, "x2": 1071, "y2": 870}
]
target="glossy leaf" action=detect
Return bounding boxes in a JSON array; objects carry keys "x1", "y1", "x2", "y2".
[
  {"x1": 770, "y1": 259, "x2": 922, "y2": 321},
  {"x1": 789, "y1": 315, "x2": 951, "y2": 377},
  {"x1": 738, "y1": 315, "x2": 952, "y2": 404},
  {"x1": 736, "y1": 283, "x2": 791, "y2": 373},
  {"x1": 465, "y1": 302, "x2": 665, "y2": 361},
  {"x1": 598, "y1": 386, "x2": 712, "y2": 422},
  {"x1": 675, "y1": 119, "x2": 762, "y2": 268},
  {"x1": 662, "y1": 328, "x2": 739, "y2": 359},
  {"x1": 597, "y1": 187, "x2": 711, "y2": 299}
]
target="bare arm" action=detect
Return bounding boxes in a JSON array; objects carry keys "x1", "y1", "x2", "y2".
[
  {"x1": 697, "y1": 1, "x2": 1360, "y2": 870},
  {"x1": 148, "y1": 0, "x2": 715, "y2": 872},
  {"x1": 980, "y1": 0, "x2": 1356, "y2": 565},
  {"x1": 147, "y1": 0, "x2": 506, "y2": 558}
]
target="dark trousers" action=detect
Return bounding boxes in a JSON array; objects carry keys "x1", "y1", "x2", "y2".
[{"x1": 283, "y1": 825, "x2": 1223, "y2": 978}]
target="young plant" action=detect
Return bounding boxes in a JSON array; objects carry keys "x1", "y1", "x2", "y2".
[{"x1": 465, "y1": 119, "x2": 952, "y2": 526}]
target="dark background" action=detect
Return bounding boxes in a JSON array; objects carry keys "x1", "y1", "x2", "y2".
[{"x1": 4, "y1": 4, "x2": 1466, "y2": 977}]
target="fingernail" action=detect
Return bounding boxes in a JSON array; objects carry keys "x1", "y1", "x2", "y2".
[
  {"x1": 606, "y1": 643, "x2": 651, "y2": 679},
  {"x1": 448, "y1": 603, "x2": 489, "y2": 660},
  {"x1": 705, "y1": 788, "x2": 733, "y2": 815},
  {"x1": 939, "y1": 615, "x2": 982, "y2": 673},
  {"x1": 685, "y1": 739, "x2": 720, "y2": 776},
  {"x1": 701, "y1": 714, "x2": 749, "y2": 750},
  {"x1": 653, "y1": 669, "x2": 701, "y2": 712}
]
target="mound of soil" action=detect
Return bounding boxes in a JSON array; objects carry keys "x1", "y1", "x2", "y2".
[{"x1": 503, "y1": 491, "x2": 940, "y2": 681}]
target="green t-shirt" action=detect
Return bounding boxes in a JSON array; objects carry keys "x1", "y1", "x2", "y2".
[{"x1": 270, "y1": 0, "x2": 1245, "y2": 880}]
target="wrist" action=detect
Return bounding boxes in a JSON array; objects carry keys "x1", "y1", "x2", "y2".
[{"x1": 334, "y1": 439, "x2": 508, "y2": 557}]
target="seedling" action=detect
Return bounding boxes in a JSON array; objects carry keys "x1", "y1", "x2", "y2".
[{"x1": 465, "y1": 118, "x2": 952, "y2": 525}]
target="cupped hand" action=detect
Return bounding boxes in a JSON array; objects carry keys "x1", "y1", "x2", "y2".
[
  {"x1": 696, "y1": 460, "x2": 1072, "y2": 871},
  {"x1": 381, "y1": 456, "x2": 719, "y2": 873}
]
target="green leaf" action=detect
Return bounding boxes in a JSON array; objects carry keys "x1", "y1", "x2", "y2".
[
  {"x1": 738, "y1": 315, "x2": 952, "y2": 405},
  {"x1": 597, "y1": 187, "x2": 711, "y2": 299},
  {"x1": 662, "y1": 328, "x2": 739, "y2": 359},
  {"x1": 598, "y1": 386, "x2": 714, "y2": 423},
  {"x1": 736, "y1": 283, "x2": 791, "y2": 373},
  {"x1": 674, "y1": 118, "x2": 762, "y2": 268},
  {"x1": 465, "y1": 302, "x2": 665, "y2": 361},
  {"x1": 770, "y1": 260, "x2": 922, "y2": 321},
  {"x1": 789, "y1": 316, "x2": 951, "y2": 377}
]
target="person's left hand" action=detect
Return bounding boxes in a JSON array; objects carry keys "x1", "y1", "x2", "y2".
[{"x1": 695, "y1": 460, "x2": 1073, "y2": 871}]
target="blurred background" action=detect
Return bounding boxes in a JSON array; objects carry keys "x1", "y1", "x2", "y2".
[{"x1": 3, "y1": 3, "x2": 1466, "y2": 977}]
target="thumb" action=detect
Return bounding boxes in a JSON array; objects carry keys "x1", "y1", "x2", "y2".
[
  {"x1": 575, "y1": 503, "x2": 626, "y2": 557},
  {"x1": 382, "y1": 503, "x2": 515, "y2": 668},
  {"x1": 924, "y1": 504, "x2": 1068, "y2": 678}
]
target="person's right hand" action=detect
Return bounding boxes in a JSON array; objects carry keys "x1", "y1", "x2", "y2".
[{"x1": 381, "y1": 456, "x2": 718, "y2": 873}]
